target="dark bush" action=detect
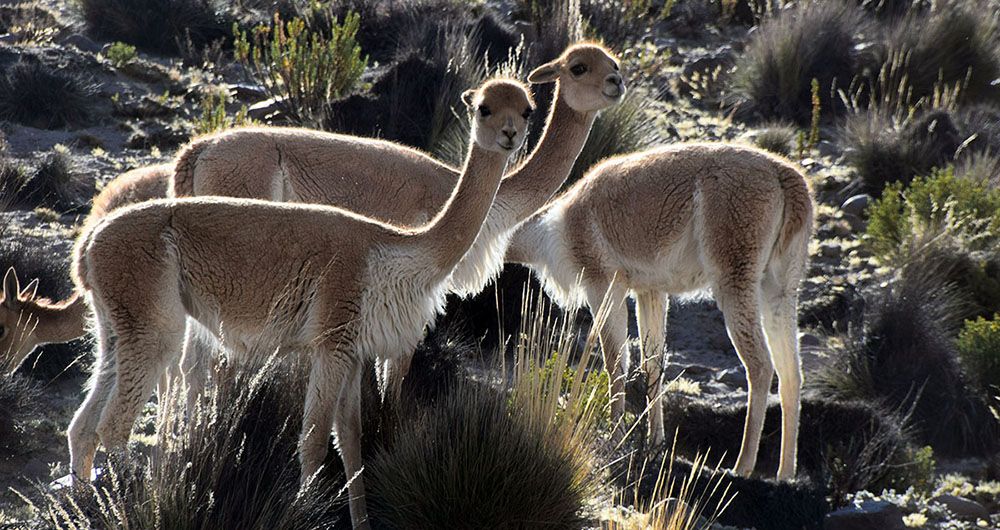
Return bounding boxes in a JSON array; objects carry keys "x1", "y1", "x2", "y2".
[
  {"x1": 728, "y1": 1, "x2": 869, "y2": 124},
  {"x1": 37, "y1": 360, "x2": 343, "y2": 529},
  {"x1": 659, "y1": 397, "x2": 930, "y2": 503},
  {"x1": 366, "y1": 380, "x2": 591, "y2": 529},
  {"x1": 0, "y1": 60, "x2": 95, "y2": 129},
  {"x1": 815, "y1": 268, "x2": 1000, "y2": 456},
  {"x1": 616, "y1": 450, "x2": 828, "y2": 530},
  {"x1": 77, "y1": 0, "x2": 233, "y2": 55},
  {"x1": 0, "y1": 374, "x2": 40, "y2": 453}
]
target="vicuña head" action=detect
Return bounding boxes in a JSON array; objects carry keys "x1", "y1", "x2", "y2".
[
  {"x1": 528, "y1": 42, "x2": 625, "y2": 112},
  {"x1": 463, "y1": 78, "x2": 535, "y2": 153},
  {"x1": 1, "y1": 267, "x2": 87, "y2": 374}
]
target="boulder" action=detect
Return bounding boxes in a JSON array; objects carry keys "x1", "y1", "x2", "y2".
[
  {"x1": 824, "y1": 501, "x2": 905, "y2": 530},
  {"x1": 841, "y1": 194, "x2": 872, "y2": 218},
  {"x1": 931, "y1": 494, "x2": 990, "y2": 520}
]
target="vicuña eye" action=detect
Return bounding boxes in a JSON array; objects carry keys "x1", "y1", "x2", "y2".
[
  {"x1": 479, "y1": 105, "x2": 492, "y2": 117},
  {"x1": 570, "y1": 64, "x2": 588, "y2": 76}
]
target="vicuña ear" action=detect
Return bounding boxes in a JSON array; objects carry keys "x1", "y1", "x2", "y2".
[
  {"x1": 527, "y1": 61, "x2": 560, "y2": 84},
  {"x1": 2, "y1": 268, "x2": 20, "y2": 310},
  {"x1": 20, "y1": 278, "x2": 39, "y2": 301},
  {"x1": 461, "y1": 89, "x2": 476, "y2": 108}
]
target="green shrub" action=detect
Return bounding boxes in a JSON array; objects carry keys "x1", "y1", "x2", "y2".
[
  {"x1": 727, "y1": 1, "x2": 867, "y2": 124},
  {"x1": 957, "y1": 315, "x2": 1000, "y2": 396},
  {"x1": 105, "y1": 41, "x2": 137, "y2": 67},
  {"x1": 866, "y1": 166, "x2": 1000, "y2": 260},
  {"x1": 0, "y1": 60, "x2": 95, "y2": 130},
  {"x1": 194, "y1": 89, "x2": 254, "y2": 134},
  {"x1": 77, "y1": 0, "x2": 233, "y2": 55},
  {"x1": 234, "y1": 10, "x2": 367, "y2": 127}
]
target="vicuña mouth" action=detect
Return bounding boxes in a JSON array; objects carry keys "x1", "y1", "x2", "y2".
[
  {"x1": 498, "y1": 140, "x2": 515, "y2": 150},
  {"x1": 603, "y1": 88, "x2": 624, "y2": 99}
]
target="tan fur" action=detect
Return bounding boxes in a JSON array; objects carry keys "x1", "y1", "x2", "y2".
[
  {"x1": 170, "y1": 43, "x2": 625, "y2": 398},
  {"x1": 68, "y1": 79, "x2": 534, "y2": 530},
  {"x1": 0, "y1": 165, "x2": 170, "y2": 372},
  {"x1": 507, "y1": 143, "x2": 814, "y2": 480}
]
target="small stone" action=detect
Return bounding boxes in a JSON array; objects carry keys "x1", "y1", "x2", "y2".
[
  {"x1": 824, "y1": 501, "x2": 905, "y2": 530},
  {"x1": 800, "y1": 157, "x2": 817, "y2": 167},
  {"x1": 842, "y1": 212, "x2": 866, "y2": 233},
  {"x1": 841, "y1": 194, "x2": 872, "y2": 218},
  {"x1": 799, "y1": 333, "x2": 822, "y2": 349},
  {"x1": 62, "y1": 33, "x2": 102, "y2": 54},
  {"x1": 715, "y1": 367, "x2": 747, "y2": 390},
  {"x1": 820, "y1": 242, "x2": 841, "y2": 259},
  {"x1": 931, "y1": 494, "x2": 990, "y2": 520}
]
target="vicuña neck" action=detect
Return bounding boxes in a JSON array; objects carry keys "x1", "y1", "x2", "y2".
[
  {"x1": 497, "y1": 84, "x2": 596, "y2": 220},
  {"x1": 34, "y1": 293, "x2": 89, "y2": 344},
  {"x1": 415, "y1": 142, "x2": 508, "y2": 278}
]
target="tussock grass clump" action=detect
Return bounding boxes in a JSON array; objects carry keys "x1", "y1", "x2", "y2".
[
  {"x1": 368, "y1": 293, "x2": 601, "y2": 529},
  {"x1": 235, "y1": 10, "x2": 367, "y2": 127},
  {"x1": 22, "y1": 146, "x2": 93, "y2": 213},
  {"x1": 815, "y1": 269, "x2": 1000, "y2": 456},
  {"x1": 753, "y1": 122, "x2": 797, "y2": 156},
  {"x1": 842, "y1": 109, "x2": 961, "y2": 196},
  {"x1": 957, "y1": 315, "x2": 1000, "y2": 398},
  {"x1": 727, "y1": 1, "x2": 867, "y2": 124},
  {"x1": 0, "y1": 60, "x2": 95, "y2": 130},
  {"x1": 367, "y1": 381, "x2": 591, "y2": 528},
  {"x1": 77, "y1": 0, "x2": 232, "y2": 55},
  {"x1": 876, "y1": 2, "x2": 1000, "y2": 107},
  {"x1": 0, "y1": 374, "x2": 40, "y2": 453},
  {"x1": 33, "y1": 358, "x2": 343, "y2": 529}
]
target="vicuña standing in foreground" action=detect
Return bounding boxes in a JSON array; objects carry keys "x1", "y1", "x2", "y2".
[
  {"x1": 171, "y1": 43, "x2": 624, "y2": 398},
  {"x1": 507, "y1": 143, "x2": 813, "y2": 479},
  {"x1": 0, "y1": 165, "x2": 171, "y2": 373},
  {"x1": 68, "y1": 78, "x2": 534, "y2": 529}
]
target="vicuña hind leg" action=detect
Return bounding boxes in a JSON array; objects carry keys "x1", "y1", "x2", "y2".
[
  {"x1": 68, "y1": 307, "x2": 115, "y2": 482},
  {"x1": 716, "y1": 284, "x2": 774, "y2": 477},
  {"x1": 762, "y1": 292, "x2": 802, "y2": 480},
  {"x1": 95, "y1": 324, "x2": 186, "y2": 451},
  {"x1": 635, "y1": 291, "x2": 668, "y2": 446}
]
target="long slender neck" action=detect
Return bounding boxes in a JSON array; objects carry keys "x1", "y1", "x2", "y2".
[
  {"x1": 496, "y1": 84, "x2": 596, "y2": 221},
  {"x1": 32, "y1": 293, "x2": 89, "y2": 344},
  {"x1": 416, "y1": 142, "x2": 508, "y2": 278}
]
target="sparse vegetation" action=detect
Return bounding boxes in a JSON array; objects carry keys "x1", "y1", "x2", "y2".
[
  {"x1": 235, "y1": 10, "x2": 367, "y2": 127},
  {"x1": 0, "y1": 374, "x2": 39, "y2": 452},
  {"x1": 0, "y1": 61, "x2": 95, "y2": 130},
  {"x1": 31, "y1": 358, "x2": 343, "y2": 529},
  {"x1": 754, "y1": 122, "x2": 796, "y2": 156},
  {"x1": 194, "y1": 89, "x2": 255, "y2": 134}
]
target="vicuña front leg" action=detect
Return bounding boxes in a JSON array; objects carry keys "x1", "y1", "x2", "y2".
[
  {"x1": 717, "y1": 285, "x2": 774, "y2": 477},
  {"x1": 635, "y1": 291, "x2": 668, "y2": 446},
  {"x1": 68, "y1": 308, "x2": 116, "y2": 482}
]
